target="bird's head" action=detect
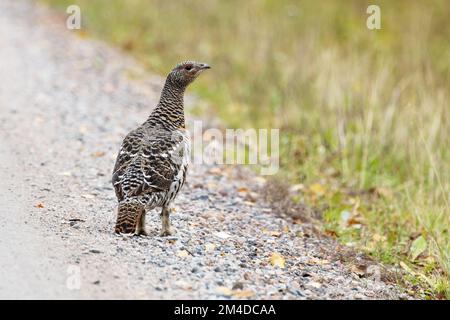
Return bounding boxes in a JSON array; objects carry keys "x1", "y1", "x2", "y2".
[{"x1": 167, "y1": 61, "x2": 211, "y2": 88}]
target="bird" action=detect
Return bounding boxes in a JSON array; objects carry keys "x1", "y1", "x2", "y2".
[{"x1": 112, "y1": 61, "x2": 210, "y2": 236}]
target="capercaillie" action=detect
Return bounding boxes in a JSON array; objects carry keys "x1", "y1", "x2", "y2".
[{"x1": 112, "y1": 61, "x2": 210, "y2": 236}]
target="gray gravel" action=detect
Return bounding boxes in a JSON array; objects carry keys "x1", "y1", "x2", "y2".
[{"x1": 0, "y1": 0, "x2": 408, "y2": 299}]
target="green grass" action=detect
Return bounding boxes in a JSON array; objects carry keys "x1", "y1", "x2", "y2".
[{"x1": 43, "y1": 0, "x2": 449, "y2": 298}]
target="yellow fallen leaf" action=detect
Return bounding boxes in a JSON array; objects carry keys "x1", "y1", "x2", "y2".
[{"x1": 269, "y1": 252, "x2": 286, "y2": 268}]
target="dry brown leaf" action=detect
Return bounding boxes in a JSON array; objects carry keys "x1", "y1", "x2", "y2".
[
  {"x1": 350, "y1": 264, "x2": 367, "y2": 276},
  {"x1": 347, "y1": 217, "x2": 363, "y2": 227},
  {"x1": 36, "y1": 203, "x2": 44, "y2": 208},
  {"x1": 324, "y1": 229, "x2": 338, "y2": 237},
  {"x1": 269, "y1": 252, "x2": 286, "y2": 268}
]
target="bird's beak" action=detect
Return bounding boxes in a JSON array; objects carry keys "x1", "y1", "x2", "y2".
[{"x1": 199, "y1": 63, "x2": 211, "y2": 70}]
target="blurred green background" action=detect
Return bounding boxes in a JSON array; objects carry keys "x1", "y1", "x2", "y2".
[{"x1": 43, "y1": 0, "x2": 449, "y2": 298}]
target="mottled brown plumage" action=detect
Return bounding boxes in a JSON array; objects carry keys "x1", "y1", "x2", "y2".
[{"x1": 112, "y1": 61, "x2": 210, "y2": 235}]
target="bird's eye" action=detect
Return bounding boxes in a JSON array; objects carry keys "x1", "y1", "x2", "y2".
[{"x1": 184, "y1": 65, "x2": 193, "y2": 71}]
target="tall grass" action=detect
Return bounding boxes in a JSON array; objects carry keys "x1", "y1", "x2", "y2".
[{"x1": 43, "y1": 0, "x2": 449, "y2": 297}]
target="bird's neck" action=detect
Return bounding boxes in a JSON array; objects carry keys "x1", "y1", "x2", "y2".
[{"x1": 146, "y1": 79, "x2": 186, "y2": 130}]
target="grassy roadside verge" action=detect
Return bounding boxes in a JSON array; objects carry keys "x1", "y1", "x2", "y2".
[{"x1": 42, "y1": 0, "x2": 449, "y2": 298}]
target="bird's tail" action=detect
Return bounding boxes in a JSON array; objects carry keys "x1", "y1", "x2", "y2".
[{"x1": 115, "y1": 198, "x2": 145, "y2": 234}]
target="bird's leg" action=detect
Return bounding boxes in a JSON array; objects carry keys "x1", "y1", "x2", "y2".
[
  {"x1": 160, "y1": 205, "x2": 174, "y2": 236},
  {"x1": 136, "y1": 210, "x2": 148, "y2": 236}
]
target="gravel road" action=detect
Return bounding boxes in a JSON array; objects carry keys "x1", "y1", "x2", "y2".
[{"x1": 0, "y1": 0, "x2": 408, "y2": 299}]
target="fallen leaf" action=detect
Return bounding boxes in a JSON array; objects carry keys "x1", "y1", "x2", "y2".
[
  {"x1": 409, "y1": 235, "x2": 427, "y2": 261},
  {"x1": 347, "y1": 217, "x2": 362, "y2": 227},
  {"x1": 324, "y1": 229, "x2": 338, "y2": 237},
  {"x1": 340, "y1": 210, "x2": 362, "y2": 228},
  {"x1": 350, "y1": 264, "x2": 367, "y2": 277},
  {"x1": 238, "y1": 187, "x2": 249, "y2": 193},
  {"x1": 36, "y1": 203, "x2": 44, "y2": 208},
  {"x1": 269, "y1": 252, "x2": 285, "y2": 268}
]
